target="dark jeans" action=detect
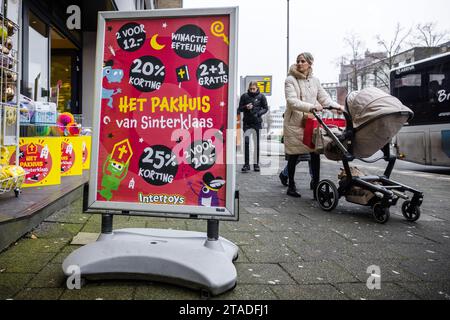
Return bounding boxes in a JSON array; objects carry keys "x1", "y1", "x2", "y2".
[
  {"x1": 243, "y1": 127, "x2": 260, "y2": 166},
  {"x1": 287, "y1": 152, "x2": 320, "y2": 189}
]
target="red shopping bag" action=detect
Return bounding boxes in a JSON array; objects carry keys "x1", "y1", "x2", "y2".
[{"x1": 303, "y1": 117, "x2": 346, "y2": 149}]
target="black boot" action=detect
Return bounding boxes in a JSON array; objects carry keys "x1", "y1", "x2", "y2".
[
  {"x1": 241, "y1": 164, "x2": 250, "y2": 173},
  {"x1": 254, "y1": 164, "x2": 260, "y2": 172},
  {"x1": 287, "y1": 184, "x2": 301, "y2": 198},
  {"x1": 279, "y1": 172, "x2": 288, "y2": 186}
]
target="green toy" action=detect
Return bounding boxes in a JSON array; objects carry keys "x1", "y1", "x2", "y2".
[{"x1": 99, "y1": 154, "x2": 129, "y2": 201}]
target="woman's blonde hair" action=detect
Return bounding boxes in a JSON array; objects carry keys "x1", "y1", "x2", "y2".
[{"x1": 297, "y1": 52, "x2": 314, "y2": 65}]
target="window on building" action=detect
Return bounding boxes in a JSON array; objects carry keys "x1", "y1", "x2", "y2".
[
  {"x1": 50, "y1": 28, "x2": 80, "y2": 113},
  {"x1": 27, "y1": 12, "x2": 49, "y2": 101}
]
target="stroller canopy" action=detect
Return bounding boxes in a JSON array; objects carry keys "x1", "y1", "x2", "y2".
[
  {"x1": 345, "y1": 87, "x2": 413, "y2": 158},
  {"x1": 347, "y1": 87, "x2": 413, "y2": 130}
]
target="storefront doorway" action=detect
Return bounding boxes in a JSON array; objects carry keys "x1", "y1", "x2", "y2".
[{"x1": 50, "y1": 28, "x2": 81, "y2": 114}]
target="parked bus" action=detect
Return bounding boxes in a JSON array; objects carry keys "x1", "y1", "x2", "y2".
[{"x1": 390, "y1": 52, "x2": 450, "y2": 166}]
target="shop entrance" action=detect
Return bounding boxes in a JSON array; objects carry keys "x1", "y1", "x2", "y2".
[{"x1": 50, "y1": 28, "x2": 81, "y2": 114}]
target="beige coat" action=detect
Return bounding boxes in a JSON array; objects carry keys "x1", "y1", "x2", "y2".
[{"x1": 283, "y1": 64, "x2": 340, "y2": 155}]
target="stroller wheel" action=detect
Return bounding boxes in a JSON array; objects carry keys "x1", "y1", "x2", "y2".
[
  {"x1": 401, "y1": 200, "x2": 421, "y2": 222},
  {"x1": 372, "y1": 203, "x2": 390, "y2": 224},
  {"x1": 315, "y1": 180, "x2": 339, "y2": 211}
]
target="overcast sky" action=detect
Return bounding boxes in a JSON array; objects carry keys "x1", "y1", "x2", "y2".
[{"x1": 184, "y1": 0, "x2": 450, "y2": 108}]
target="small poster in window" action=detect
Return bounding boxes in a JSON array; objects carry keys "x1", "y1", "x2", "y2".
[{"x1": 6, "y1": 0, "x2": 19, "y2": 25}]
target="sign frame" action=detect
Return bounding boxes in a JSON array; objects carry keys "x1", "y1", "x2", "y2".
[{"x1": 87, "y1": 7, "x2": 238, "y2": 220}]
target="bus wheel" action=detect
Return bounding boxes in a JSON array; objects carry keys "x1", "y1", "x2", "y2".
[{"x1": 401, "y1": 200, "x2": 421, "y2": 222}]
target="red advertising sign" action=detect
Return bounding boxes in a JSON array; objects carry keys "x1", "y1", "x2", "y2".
[{"x1": 88, "y1": 8, "x2": 238, "y2": 218}]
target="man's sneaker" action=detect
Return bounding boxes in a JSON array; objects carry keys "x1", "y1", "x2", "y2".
[
  {"x1": 241, "y1": 164, "x2": 250, "y2": 173},
  {"x1": 254, "y1": 164, "x2": 260, "y2": 172},
  {"x1": 279, "y1": 172, "x2": 288, "y2": 186}
]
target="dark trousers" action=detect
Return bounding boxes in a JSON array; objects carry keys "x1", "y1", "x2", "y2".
[
  {"x1": 243, "y1": 127, "x2": 260, "y2": 166},
  {"x1": 287, "y1": 152, "x2": 320, "y2": 189}
]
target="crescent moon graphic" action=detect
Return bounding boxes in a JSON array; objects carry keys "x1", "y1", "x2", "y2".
[{"x1": 150, "y1": 34, "x2": 165, "y2": 50}]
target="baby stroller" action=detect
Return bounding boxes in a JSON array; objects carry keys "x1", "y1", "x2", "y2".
[{"x1": 312, "y1": 87, "x2": 424, "y2": 224}]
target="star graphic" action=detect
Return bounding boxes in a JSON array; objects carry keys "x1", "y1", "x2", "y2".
[
  {"x1": 108, "y1": 133, "x2": 114, "y2": 139},
  {"x1": 220, "y1": 101, "x2": 226, "y2": 107},
  {"x1": 162, "y1": 22, "x2": 168, "y2": 28},
  {"x1": 139, "y1": 138, "x2": 144, "y2": 143}
]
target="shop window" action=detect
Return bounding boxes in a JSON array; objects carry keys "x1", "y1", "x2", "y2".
[
  {"x1": 27, "y1": 11, "x2": 49, "y2": 101},
  {"x1": 50, "y1": 28, "x2": 79, "y2": 114}
]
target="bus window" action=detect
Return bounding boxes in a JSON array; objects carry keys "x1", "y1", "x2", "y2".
[
  {"x1": 428, "y1": 74, "x2": 445, "y2": 103},
  {"x1": 393, "y1": 73, "x2": 423, "y2": 104}
]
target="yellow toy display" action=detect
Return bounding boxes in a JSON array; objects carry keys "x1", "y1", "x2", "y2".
[
  {"x1": 2, "y1": 165, "x2": 26, "y2": 177},
  {"x1": 0, "y1": 147, "x2": 26, "y2": 193},
  {"x1": 5, "y1": 106, "x2": 17, "y2": 124},
  {"x1": 0, "y1": 170, "x2": 8, "y2": 189},
  {"x1": 0, "y1": 146, "x2": 9, "y2": 165}
]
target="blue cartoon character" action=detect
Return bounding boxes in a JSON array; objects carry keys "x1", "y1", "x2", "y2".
[
  {"x1": 189, "y1": 172, "x2": 226, "y2": 207},
  {"x1": 102, "y1": 60, "x2": 124, "y2": 108}
]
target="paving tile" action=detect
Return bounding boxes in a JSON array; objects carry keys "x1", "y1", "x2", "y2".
[
  {"x1": 385, "y1": 243, "x2": 450, "y2": 261},
  {"x1": 280, "y1": 261, "x2": 359, "y2": 285},
  {"x1": 0, "y1": 252, "x2": 56, "y2": 273},
  {"x1": 4, "y1": 238, "x2": 68, "y2": 255},
  {"x1": 330, "y1": 256, "x2": 423, "y2": 283},
  {"x1": 134, "y1": 283, "x2": 200, "y2": 300},
  {"x1": 271, "y1": 284, "x2": 348, "y2": 300},
  {"x1": 399, "y1": 259, "x2": 450, "y2": 281},
  {"x1": 70, "y1": 232, "x2": 99, "y2": 245},
  {"x1": 60, "y1": 283, "x2": 135, "y2": 300},
  {"x1": 14, "y1": 288, "x2": 64, "y2": 300},
  {"x1": 30, "y1": 222, "x2": 84, "y2": 240},
  {"x1": 0, "y1": 273, "x2": 34, "y2": 299},
  {"x1": 27, "y1": 263, "x2": 66, "y2": 288},
  {"x1": 213, "y1": 284, "x2": 278, "y2": 300},
  {"x1": 50, "y1": 246, "x2": 81, "y2": 264},
  {"x1": 220, "y1": 232, "x2": 263, "y2": 246},
  {"x1": 235, "y1": 263, "x2": 296, "y2": 285},
  {"x1": 335, "y1": 282, "x2": 420, "y2": 300},
  {"x1": 396, "y1": 281, "x2": 450, "y2": 300},
  {"x1": 240, "y1": 244, "x2": 300, "y2": 263}
]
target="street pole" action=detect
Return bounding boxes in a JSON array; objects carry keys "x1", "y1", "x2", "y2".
[{"x1": 287, "y1": 0, "x2": 290, "y2": 72}]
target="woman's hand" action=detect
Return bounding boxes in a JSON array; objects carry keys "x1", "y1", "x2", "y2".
[
  {"x1": 334, "y1": 105, "x2": 345, "y2": 114},
  {"x1": 312, "y1": 104, "x2": 323, "y2": 112}
]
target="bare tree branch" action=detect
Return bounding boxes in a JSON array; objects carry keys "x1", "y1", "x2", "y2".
[
  {"x1": 411, "y1": 22, "x2": 450, "y2": 47},
  {"x1": 342, "y1": 31, "x2": 365, "y2": 90}
]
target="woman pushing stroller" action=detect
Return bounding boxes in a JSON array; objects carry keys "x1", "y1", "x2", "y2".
[{"x1": 283, "y1": 52, "x2": 344, "y2": 197}]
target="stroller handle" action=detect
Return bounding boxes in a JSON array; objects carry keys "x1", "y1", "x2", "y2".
[{"x1": 311, "y1": 109, "x2": 354, "y2": 160}]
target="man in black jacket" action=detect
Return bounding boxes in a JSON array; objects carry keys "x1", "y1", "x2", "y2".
[{"x1": 238, "y1": 81, "x2": 268, "y2": 172}]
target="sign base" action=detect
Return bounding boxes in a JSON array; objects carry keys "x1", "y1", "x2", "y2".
[{"x1": 62, "y1": 228, "x2": 238, "y2": 296}]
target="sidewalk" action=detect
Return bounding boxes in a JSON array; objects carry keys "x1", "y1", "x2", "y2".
[{"x1": 0, "y1": 156, "x2": 449, "y2": 300}]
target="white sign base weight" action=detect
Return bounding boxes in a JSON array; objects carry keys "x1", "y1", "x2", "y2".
[{"x1": 62, "y1": 228, "x2": 238, "y2": 296}]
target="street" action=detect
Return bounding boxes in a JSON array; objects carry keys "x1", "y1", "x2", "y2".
[{"x1": 0, "y1": 153, "x2": 449, "y2": 300}]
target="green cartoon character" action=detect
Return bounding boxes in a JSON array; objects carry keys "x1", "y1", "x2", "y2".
[
  {"x1": 99, "y1": 155, "x2": 129, "y2": 201},
  {"x1": 98, "y1": 139, "x2": 133, "y2": 201}
]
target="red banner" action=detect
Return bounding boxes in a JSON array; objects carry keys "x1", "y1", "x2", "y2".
[{"x1": 96, "y1": 15, "x2": 231, "y2": 208}]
